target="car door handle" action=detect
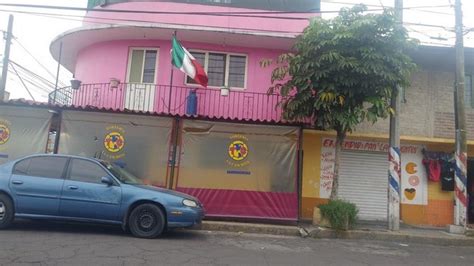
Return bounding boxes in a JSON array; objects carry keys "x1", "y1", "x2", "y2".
[
  {"x1": 68, "y1": 186, "x2": 78, "y2": 190},
  {"x1": 12, "y1": 180, "x2": 23, "y2": 185}
]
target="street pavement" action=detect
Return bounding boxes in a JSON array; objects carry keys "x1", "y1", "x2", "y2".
[{"x1": 0, "y1": 221, "x2": 473, "y2": 266}]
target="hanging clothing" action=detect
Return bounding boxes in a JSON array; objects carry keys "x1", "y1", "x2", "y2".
[
  {"x1": 440, "y1": 160, "x2": 455, "y2": 191},
  {"x1": 422, "y1": 159, "x2": 441, "y2": 182}
]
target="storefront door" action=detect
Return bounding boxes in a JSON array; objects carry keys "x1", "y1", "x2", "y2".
[{"x1": 338, "y1": 151, "x2": 388, "y2": 221}]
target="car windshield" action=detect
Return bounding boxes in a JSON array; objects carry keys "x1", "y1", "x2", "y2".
[{"x1": 100, "y1": 161, "x2": 144, "y2": 185}]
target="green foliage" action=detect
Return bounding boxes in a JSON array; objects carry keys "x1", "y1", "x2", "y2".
[
  {"x1": 319, "y1": 200, "x2": 358, "y2": 230},
  {"x1": 267, "y1": 5, "x2": 417, "y2": 133}
]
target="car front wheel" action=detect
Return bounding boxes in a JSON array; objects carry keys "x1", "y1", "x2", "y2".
[
  {"x1": 128, "y1": 203, "x2": 165, "y2": 239},
  {"x1": 0, "y1": 194, "x2": 14, "y2": 229}
]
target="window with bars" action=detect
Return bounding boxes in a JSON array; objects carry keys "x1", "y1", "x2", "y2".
[
  {"x1": 186, "y1": 51, "x2": 247, "y2": 89},
  {"x1": 127, "y1": 48, "x2": 159, "y2": 84}
]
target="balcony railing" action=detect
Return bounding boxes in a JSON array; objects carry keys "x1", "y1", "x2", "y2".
[{"x1": 48, "y1": 83, "x2": 284, "y2": 122}]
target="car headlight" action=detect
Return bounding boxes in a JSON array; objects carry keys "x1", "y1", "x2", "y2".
[{"x1": 183, "y1": 199, "x2": 198, "y2": 208}]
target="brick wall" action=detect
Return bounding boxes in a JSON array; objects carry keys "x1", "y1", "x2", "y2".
[{"x1": 353, "y1": 70, "x2": 474, "y2": 141}]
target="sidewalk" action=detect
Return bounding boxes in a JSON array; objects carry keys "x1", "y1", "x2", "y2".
[{"x1": 196, "y1": 220, "x2": 474, "y2": 246}]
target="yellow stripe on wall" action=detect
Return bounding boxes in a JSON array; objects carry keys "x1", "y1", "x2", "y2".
[{"x1": 302, "y1": 131, "x2": 322, "y2": 199}]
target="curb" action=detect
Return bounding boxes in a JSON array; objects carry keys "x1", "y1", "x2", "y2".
[
  {"x1": 198, "y1": 221, "x2": 300, "y2": 237},
  {"x1": 308, "y1": 228, "x2": 474, "y2": 246},
  {"x1": 196, "y1": 221, "x2": 474, "y2": 246}
]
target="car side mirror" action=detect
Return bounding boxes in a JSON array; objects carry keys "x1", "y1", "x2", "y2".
[{"x1": 101, "y1": 176, "x2": 114, "y2": 186}]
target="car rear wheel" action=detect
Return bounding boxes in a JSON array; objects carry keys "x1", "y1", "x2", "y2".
[
  {"x1": 128, "y1": 203, "x2": 165, "y2": 239},
  {"x1": 0, "y1": 194, "x2": 14, "y2": 229}
]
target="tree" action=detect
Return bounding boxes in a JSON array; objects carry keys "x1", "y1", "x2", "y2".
[{"x1": 264, "y1": 5, "x2": 417, "y2": 200}]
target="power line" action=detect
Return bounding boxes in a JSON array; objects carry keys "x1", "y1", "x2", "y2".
[
  {"x1": 10, "y1": 60, "x2": 55, "y2": 86},
  {"x1": 9, "y1": 62, "x2": 35, "y2": 101},
  {"x1": 321, "y1": 0, "x2": 454, "y2": 16},
  {"x1": 9, "y1": 60, "x2": 56, "y2": 92},
  {"x1": 12, "y1": 37, "x2": 68, "y2": 87},
  {"x1": 0, "y1": 3, "x2": 453, "y2": 19},
  {"x1": 0, "y1": 9, "x2": 305, "y2": 35},
  {"x1": 0, "y1": 7, "x2": 461, "y2": 35},
  {"x1": 7, "y1": 69, "x2": 52, "y2": 96}
]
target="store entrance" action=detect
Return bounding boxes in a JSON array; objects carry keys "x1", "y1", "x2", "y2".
[{"x1": 467, "y1": 159, "x2": 474, "y2": 224}]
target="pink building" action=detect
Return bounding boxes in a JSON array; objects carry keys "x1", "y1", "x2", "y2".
[{"x1": 49, "y1": 0, "x2": 320, "y2": 122}]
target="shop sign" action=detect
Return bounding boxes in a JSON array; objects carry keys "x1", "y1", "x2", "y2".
[
  {"x1": 103, "y1": 125, "x2": 126, "y2": 160},
  {"x1": 226, "y1": 134, "x2": 251, "y2": 175}
]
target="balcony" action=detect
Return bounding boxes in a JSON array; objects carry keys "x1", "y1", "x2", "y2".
[{"x1": 48, "y1": 83, "x2": 284, "y2": 122}]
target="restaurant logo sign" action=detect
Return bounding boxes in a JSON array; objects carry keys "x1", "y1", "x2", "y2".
[
  {"x1": 0, "y1": 120, "x2": 11, "y2": 145},
  {"x1": 103, "y1": 125, "x2": 126, "y2": 159},
  {"x1": 228, "y1": 140, "x2": 248, "y2": 161},
  {"x1": 226, "y1": 134, "x2": 251, "y2": 168}
]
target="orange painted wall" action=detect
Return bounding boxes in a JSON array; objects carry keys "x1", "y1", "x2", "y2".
[
  {"x1": 301, "y1": 130, "x2": 465, "y2": 227},
  {"x1": 301, "y1": 131, "x2": 322, "y2": 219}
]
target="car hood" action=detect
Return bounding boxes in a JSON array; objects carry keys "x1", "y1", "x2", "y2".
[{"x1": 132, "y1": 185, "x2": 199, "y2": 202}]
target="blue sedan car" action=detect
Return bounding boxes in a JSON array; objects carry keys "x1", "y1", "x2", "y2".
[{"x1": 0, "y1": 154, "x2": 204, "y2": 238}]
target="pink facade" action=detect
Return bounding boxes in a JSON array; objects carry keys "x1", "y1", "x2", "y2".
[
  {"x1": 75, "y1": 39, "x2": 286, "y2": 92},
  {"x1": 84, "y1": 1, "x2": 313, "y2": 34},
  {"x1": 52, "y1": 1, "x2": 318, "y2": 121}
]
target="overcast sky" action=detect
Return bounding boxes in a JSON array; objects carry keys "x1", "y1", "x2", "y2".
[{"x1": 0, "y1": 0, "x2": 473, "y2": 101}]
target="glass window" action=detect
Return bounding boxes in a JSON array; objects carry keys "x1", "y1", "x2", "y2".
[
  {"x1": 129, "y1": 50, "x2": 144, "y2": 83},
  {"x1": 186, "y1": 52, "x2": 206, "y2": 84},
  {"x1": 208, "y1": 53, "x2": 226, "y2": 87},
  {"x1": 69, "y1": 159, "x2": 109, "y2": 184},
  {"x1": 186, "y1": 51, "x2": 247, "y2": 88},
  {"x1": 228, "y1": 55, "x2": 246, "y2": 88},
  {"x1": 24, "y1": 156, "x2": 68, "y2": 179},
  {"x1": 143, "y1": 50, "x2": 158, "y2": 83},
  {"x1": 13, "y1": 159, "x2": 31, "y2": 175},
  {"x1": 101, "y1": 161, "x2": 143, "y2": 185},
  {"x1": 128, "y1": 49, "x2": 158, "y2": 84}
]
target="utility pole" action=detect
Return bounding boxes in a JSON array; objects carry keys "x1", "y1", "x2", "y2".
[
  {"x1": 53, "y1": 42, "x2": 63, "y2": 104},
  {"x1": 388, "y1": 0, "x2": 403, "y2": 231},
  {"x1": 0, "y1": 15, "x2": 13, "y2": 100},
  {"x1": 453, "y1": 0, "x2": 468, "y2": 230}
]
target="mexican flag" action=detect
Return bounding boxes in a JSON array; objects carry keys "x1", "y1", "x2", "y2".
[{"x1": 171, "y1": 37, "x2": 208, "y2": 88}]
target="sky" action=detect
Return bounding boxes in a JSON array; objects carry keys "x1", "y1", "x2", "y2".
[{"x1": 0, "y1": 0, "x2": 473, "y2": 101}]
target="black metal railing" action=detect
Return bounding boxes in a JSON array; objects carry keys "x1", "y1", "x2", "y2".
[{"x1": 48, "y1": 83, "x2": 284, "y2": 122}]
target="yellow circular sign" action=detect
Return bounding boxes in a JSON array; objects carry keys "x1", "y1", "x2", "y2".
[
  {"x1": 405, "y1": 162, "x2": 418, "y2": 175},
  {"x1": 104, "y1": 132, "x2": 125, "y2": 153},
  {"x1": 228, "y1": 140, "x2": 249, "y2": 161},
  {"x1": 0, "y1": 124, "x2": 10, "y2": 145}
]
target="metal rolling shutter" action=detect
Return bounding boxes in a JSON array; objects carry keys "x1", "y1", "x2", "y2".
[{"x1": 339, "y1": 151, "x2": 388, "y2": 221}]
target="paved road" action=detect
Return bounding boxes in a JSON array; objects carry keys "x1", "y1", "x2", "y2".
[{"x1": 0, "y1": 221, "x2": 473, "y2": 266}]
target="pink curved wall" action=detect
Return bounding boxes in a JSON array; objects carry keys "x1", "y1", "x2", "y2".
[
  {"x1": 75, "y1": 39, "x2": 285, "y2": 93},
  {"x1": 71, "y1": 0, "x2": 312, "y2": 121},
  {"x1": 85, "y1": 1, "x2": 315, "y2": 34}
]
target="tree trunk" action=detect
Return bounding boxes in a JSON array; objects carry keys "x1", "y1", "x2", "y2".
[{"x1": 330, "y1": 130, "x2": 346, "y2": 200}]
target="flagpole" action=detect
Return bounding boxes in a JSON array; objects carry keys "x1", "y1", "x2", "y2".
[{"x1": 168, "y1": 30, "x2": 177, "y2": 113}]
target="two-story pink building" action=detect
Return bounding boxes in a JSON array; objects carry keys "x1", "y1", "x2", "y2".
[
  {"x1": 46, "y1": 0, "x2": 320, "y2": 222},
  {"x1": 50, "y1": 0, "x2": 318, "y2": 121}
]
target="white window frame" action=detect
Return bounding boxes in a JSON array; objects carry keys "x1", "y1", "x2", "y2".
[
  {"x1": 126, "y1": 47, "x2": 160, "y2": 84},
  {"x1": 184, "y1": 49, "x2": 248, "y2": 90}
]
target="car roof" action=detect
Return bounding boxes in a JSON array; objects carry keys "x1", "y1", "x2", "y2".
[{"x1": 17, "y1": 154, "x2": 105, "y2": 163}]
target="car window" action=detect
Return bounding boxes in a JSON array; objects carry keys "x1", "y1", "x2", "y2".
[
  {"x1": 69, "y1": 159, "x2": 110, "y2": 184},
  {"x1": 13, "y1": 158, "x2": 31, "y2": 175},
  {"x1": 15, "y1": 156, "x2": 68, "y2": 179}
]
